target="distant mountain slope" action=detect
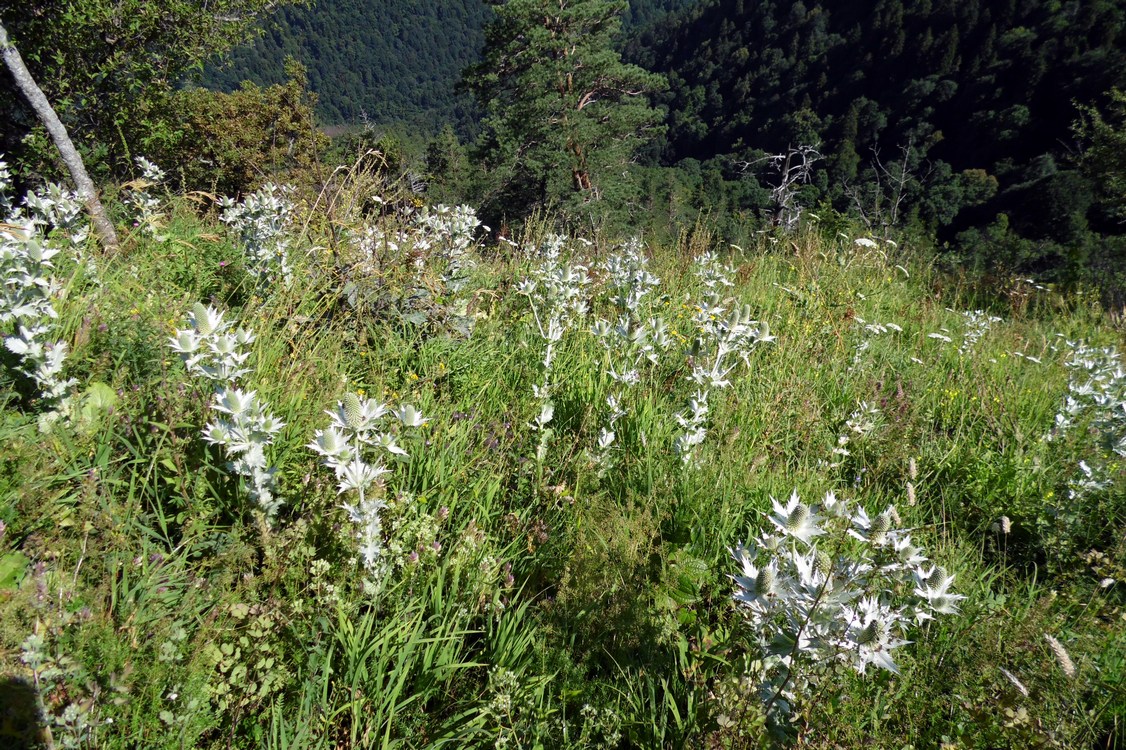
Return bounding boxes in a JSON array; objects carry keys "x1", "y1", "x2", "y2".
[
  {"x1": 200, "y1": 0, "x2": 492, "y2": 131},
  {"x1": 626, "y1": 0, "x2": 1126, "y2": 248},
  {"x1": 630, "y1": 0, "x2": 1126, "y2": 178},
  {"x1": 200, "y1": 0, "x2": 700, "y2": 132}
]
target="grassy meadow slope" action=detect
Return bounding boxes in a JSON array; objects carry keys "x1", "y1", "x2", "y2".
[{"x1": 0, "y1": 171, "x2": 1123, "y2": 748}]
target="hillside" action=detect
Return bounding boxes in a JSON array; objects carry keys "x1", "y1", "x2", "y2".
[
  {"x1": 1, "y1": 160, "x2": 1123, "y2": 747},
  {"x1": 626, "y1": 0, "x2": 1126, "y2": 279},
  {"x1": 199, "y1": 0, "x2": 700, "y2": 132},
  {"x1": 198, "y1": 0, "x2": 491, "y2": 130}
]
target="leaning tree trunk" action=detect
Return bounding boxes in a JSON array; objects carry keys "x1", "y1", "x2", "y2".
[{"x1": 0, "y1": 20, "x2": 119, "y2": 252}]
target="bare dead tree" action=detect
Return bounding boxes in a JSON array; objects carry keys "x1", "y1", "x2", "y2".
[
  {"x1": 0, "y1": 20, "x2": 119, "y2": 252},
  {"x1": 842, "y1": 142, "x2": 932, "y2": 238},
  {"x1": 737, "y1": 144, "x2": 823, "y2": 232}
]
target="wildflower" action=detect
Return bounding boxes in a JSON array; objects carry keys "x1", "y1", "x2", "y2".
[
  {"x1": 913, "y1": 565, "x2": 966, "y2": 616},
  {"x1": 393, "y1": 403, "x2": 429, "y2": 428},
  {"x1": 769, "y1": 491, "x2": 825, "y2": 544},
  {"x1": 844, "y1": 597, "x2": 910, "y2": 674}
]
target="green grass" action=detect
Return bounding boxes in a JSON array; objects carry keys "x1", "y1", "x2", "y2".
[{"x1": 0, "y1": 198, "x2": 1123, "y2": 749}]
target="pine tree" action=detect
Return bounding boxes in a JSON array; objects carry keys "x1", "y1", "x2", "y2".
[{"x1": 463, "y1": 0, "x2": 666, "y2": 225}]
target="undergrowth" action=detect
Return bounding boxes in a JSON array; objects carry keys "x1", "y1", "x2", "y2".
[{"x1": 0, "y1": 167, "x2": 1122, "y2": 749}]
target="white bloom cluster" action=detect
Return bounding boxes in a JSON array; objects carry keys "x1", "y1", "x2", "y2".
[
  {"x1": 732, "y1": 490, "x2": 963, "y2": 725},
  {"x1": 674, "y1": 252, "x2": 775, "y2": 462},
  {"x1": 123, "y1": 156, "x2": 168, "y2": 240},
  {"x1": 957, "y1": 309, "x2": 1003, "y2": 354},
  {"x1": 169, "y1": 303, "x2": 284, "y2": 518},
  {"x1": 515, "y1": 235, "x2": 590, "y2": 442},
  {"x1": 414, "y1": 204, "x2": 485, "y2": 293},
  {"x1": 1049, "y1": 338, "x2": 1125, "y2": 517},
  {"x1": 851, "y1": 316, "x2": 902, "y2": 368},
  {"x1": 309, "y1": 391, "x2": 428, "y2": 574},
  {"x1": 0, "y1": 162, "x2": 85, "y2": 415},
  {"x1": 361, "y1": 203, "x2": 485, "y2": 294},
  {"x1": 693, "y1": 250, "x2": 736, "y2": 290},
  {"x1": 589, "y1": 239, "x2": 671, "y2": 468},
  {"x1": 1051, "y1": 338, "x2": 1126, "y2": 455},
  {"x1": 219, "y1": 184, "x2": 295, "y2": 290},
  {"x1": 823, "y1": 401, "x2": 883, "y2": 470}
]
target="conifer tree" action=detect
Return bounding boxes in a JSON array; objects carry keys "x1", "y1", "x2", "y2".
[{"x1": 464, "y1": 0, "x2": 666, "y2": 224}]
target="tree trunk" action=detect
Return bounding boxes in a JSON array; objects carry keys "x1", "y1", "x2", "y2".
[{"x1": 0, "y1": 20, "x2": 119, "y2": 252}]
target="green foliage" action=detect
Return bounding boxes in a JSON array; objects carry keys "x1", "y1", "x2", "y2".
[
  {"x1": 0, "y1": 0, "x2": 308, "y2": 179},
  {"x1": 626, "y1": 0, "x2": 1126, "y2": 292},
  {"x1": 156, "y1": 63, "x2": 328, "y2": 196},
  {"x1": 199, "y1": 0, "x2": 492, "y2": 134},
  {"x1": 197, "y1": 0, "x2": 694, "y2": 134},
  {"x1": 463, "y1": 0, "x2": 667, "y2": 228},
  {"x1": 0, "y1": 165, "x2": 1124, "y2": 749},
  {"x1": 1075, "y1": 87, "x2": 1126, "y2": 221}
]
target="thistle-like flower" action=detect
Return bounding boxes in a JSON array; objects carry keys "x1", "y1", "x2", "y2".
[
  {"x1": 732, "y1": 488, "x2": 963, "y2": 728},
  {"x1": 913, "y1": 565, "x2": 966, "y2": 616},
  {"x1": 169, "y1": 304, "x2": 283, "y2": 518},
  {"x1": 769, "y1": 491, "x2": 825, "y2": 545},
  {"x1": 844, "y1": 596, "x2": 910, "y2": 674},
  {"x1": 311, "y1": 391, "x2": 428, "y2": 575}
]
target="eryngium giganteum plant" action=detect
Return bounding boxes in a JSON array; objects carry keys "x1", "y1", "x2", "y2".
[
  {"x1": 309, "y1": 391, "x2": 428, "y2": 576},
  {"x1": 0, "y1": 158, "x2": 86, "y2": 419},
  {"x1": 170, "y1": 303, "x2": 285, "y2": 519},
  {"x1": 731, "y1": 490, "x2": 963, "y2": 731}
]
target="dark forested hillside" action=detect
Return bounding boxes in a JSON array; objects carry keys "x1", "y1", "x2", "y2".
[
  {"x1": 627, "y1": 0, "x2": 1126, "y2": 282},
  {"x1": 199, "y1": 0, "x2": 493, "y2": 130},
  {"x1": 633, "y1": 0, "x2": 1126, "y2": 166},
  {"x1": 200, "y1": 0, "x2": 698, "y2": 132}
]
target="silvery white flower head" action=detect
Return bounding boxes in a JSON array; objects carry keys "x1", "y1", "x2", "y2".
[
  {"x1": 168, "y1": 329, "x2": 200, "y2": 356},
  {"x1": 213, "y1": 388, "x2": 257, "y2": 417},
  {"x1": 591, "y1": 319, "x2": 612, "y2": 338},
  {"x1": 374, "y1": 432, "x2": 408, "y2": 457},
  {"x1": 336, "y1": 457, "x2": 390, "y2": 495},
  {"x1": 189, "y1": 303, "x2": 228, "y2": 337},
  {"x1": 393, "y1": 404, "x2": 428, "y2": 428},
  {"x1": 202, "y1": 421, "x2": 231, "y2": 446},
  {"x1": 308, "y1": 425, "x2": 352, "y2": 460},
  {"x1": 330, "y1": 392, "x2": 390, "y2": 435},
  {"x1": 731, "y1": 546, "x2": 783, "y2": 614},
  {"x1": 845, "y1": 596, "x2": 910, "y2": 674},
  {"x1": 891, "y1": 535, "x2": 927, "y2": 568},
  {"x1": 913, "y1": 565, "x2": 965, "y2": 615},
  {"x1": 822, "y1": 490, "x2": 850, "y2": 518},
  {"x1": 769, "y1": 491, "x2": 825, "y2": 545},
  {"x1": 849, "y1": 506, "x2": 897, "y2": 546}
]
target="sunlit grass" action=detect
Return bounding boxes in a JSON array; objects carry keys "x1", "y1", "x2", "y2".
[{"x1": 0, "y1": 197, "x2": 1122, "y2": 749}]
